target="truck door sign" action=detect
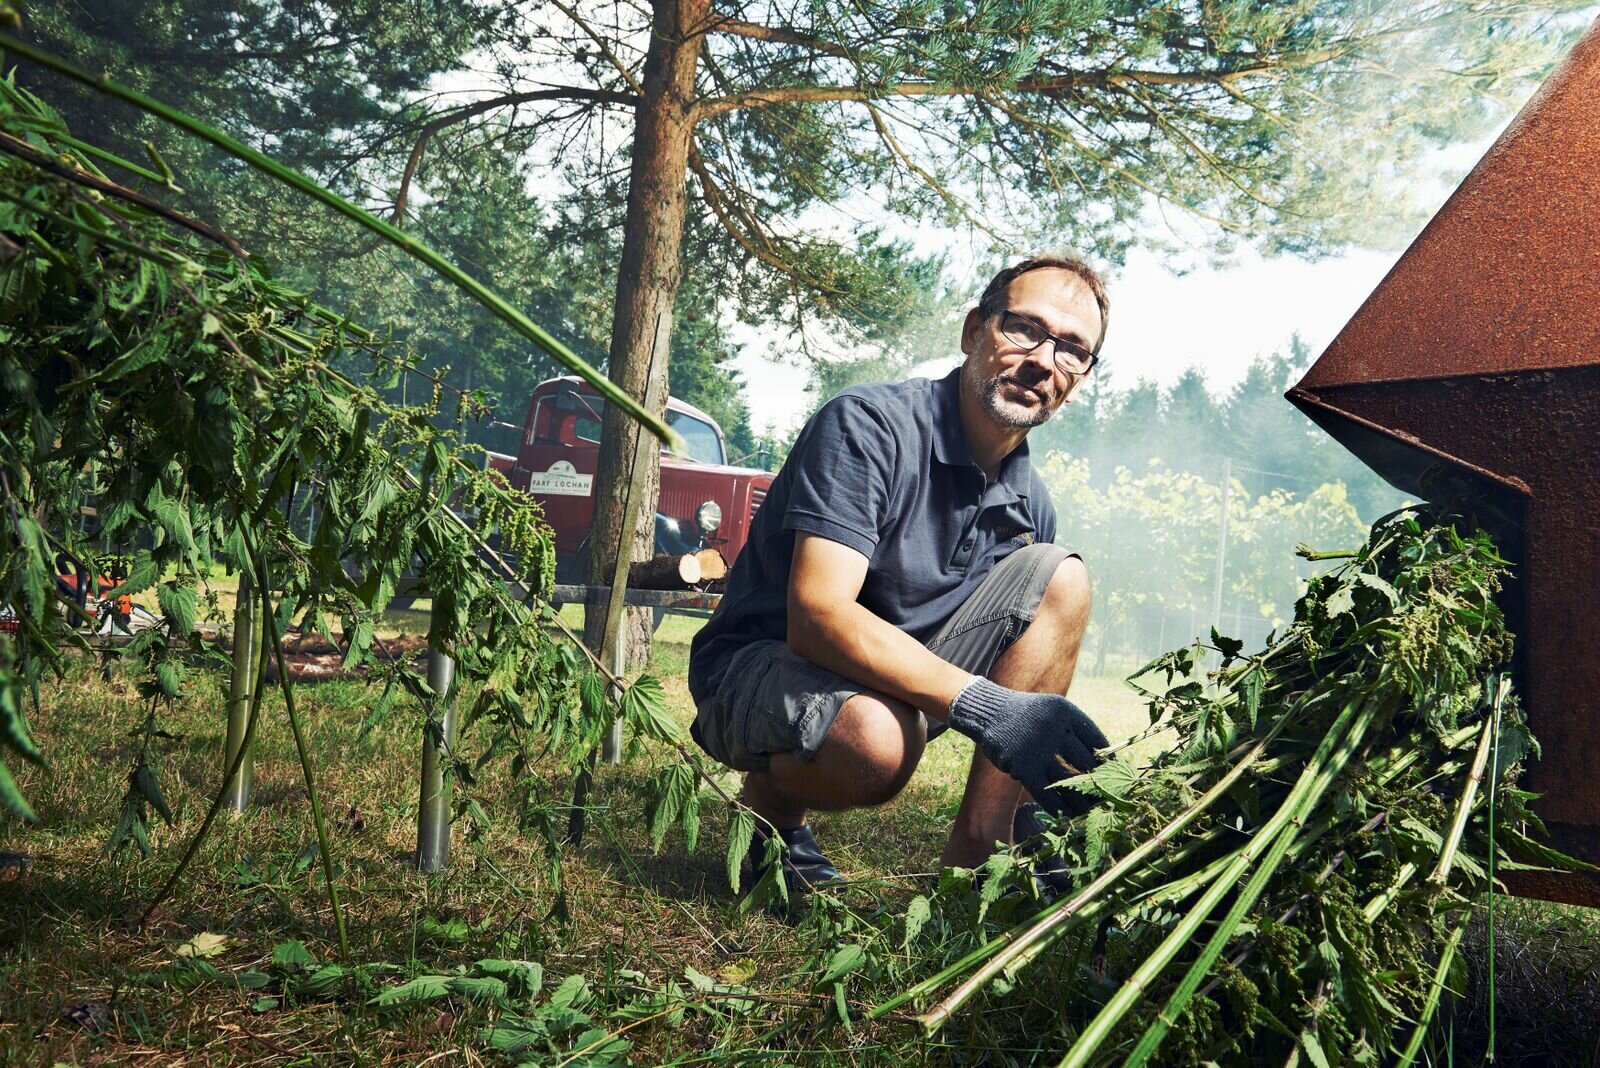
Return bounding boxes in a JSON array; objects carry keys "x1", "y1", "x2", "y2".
[{"x1": 525, "y1": 460, "x2": 593, "y2": 497}]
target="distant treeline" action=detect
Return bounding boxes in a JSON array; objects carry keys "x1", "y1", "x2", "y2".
[{"x1": 1026, "y1": 339, "x2": 1409, "y2": 522}]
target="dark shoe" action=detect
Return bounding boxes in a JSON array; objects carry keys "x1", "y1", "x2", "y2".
[
  {"x1": 1013, "y1": 802, "x2": 1074, "y2": 898},
  {"x1": 748, "y1": 823, "x2": 845, "y2": 895}
]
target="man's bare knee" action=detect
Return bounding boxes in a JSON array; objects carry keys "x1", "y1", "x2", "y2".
[
  {"x1": 824, "y1": 692, "x2": 927, "y2": 806},
  {"x1": 1040, "y1": 555, "x2": 1092, "y2": 620}
]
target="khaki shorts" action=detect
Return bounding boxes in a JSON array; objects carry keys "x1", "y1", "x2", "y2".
[{"x1": 689, "y1": 543, "x2": 1076, "y2": 772}]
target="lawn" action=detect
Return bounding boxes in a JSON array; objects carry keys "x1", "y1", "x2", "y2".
[{"x1": 2, "y1": 610, "x2": 1597, "y2": 1065}]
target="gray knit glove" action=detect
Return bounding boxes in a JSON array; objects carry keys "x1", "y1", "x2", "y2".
[{"x1": 947, "y1": 678, "x2": 1108, "y2": 816}]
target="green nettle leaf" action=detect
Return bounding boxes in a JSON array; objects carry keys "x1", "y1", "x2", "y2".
[
  {"x1": 1324, "y1": 582, "x2": 1356, "y2": 619},
  {"x1": 1062, "y1": 757, "x2": 1139, "y2": 801},
  {"x1": 480, "y1": 1017, "x2": 548, "y2": 1056},
  {"x1": 578, "y1": 672, "x2": 608, "y2": 741},
  {"x1": 0, "y1": 759, "x2": 39, "y2": 823},
  {"x1": 132, "y1": 764, "x2": 175, "y2": 825},
  {"x1": 475, "y1": 959, "x2": 542, "y2": 998},
  {"x1": 157, "y1": 582, "x2": 197, "y2": 636},
  {"x1": 903, "y1": 895, "x2": 931, "y2": 951},
  {"x1": 153, "y1": 661, "x2": 184, "y2": 699},
  {"x1": 547, "y1": 973, "x2": 591, "y2": 1011},
  {"x1": 569, "y1": 1026, "x2": 632, "y2": 1061},
  {"x1": 1211, "y1": 627, "x2": 1245, "y2": 663},
  {"x1": 1242, "y1": 667, "x2": 1265, "y2": 730},
  {"x1": 0, "y1": 258, "x2": 44, "y2": 317},
  {"x1": 89, "y1": 332, "x2": 171, "y2": 383},
  {"x1": 120, "y1": 550, "x2": 160, "y2": 596},
  {"x1": 1300, "y1": 1026, "x2": 1334, "y2": 1068},
  {"x1": 300, "y1": 965, "x2": 352, "y2": 996},
  {"x1": 726, "y1": 808, "x2": 755, "y2": 894},
  {"x1": 1354, "y1": 572, "x2": 1400, "y2": 606},
  {"x1": 448, "y1": 975, "x2": 508, "y2": 1002},
  {"x1": 370, "y1": 975, "x2": 454, "y2": 1008},
  {"x1": 681, "y1": 791, "x2": 702, "y2": 855},
  {"x1": 648, "y1": 763, "x2": 696, "y2": 851},
  {"x1": 620, "y1": 673, "x2": 683, "y2": 743},
  {"x1": 815, "y1": 944, "x2": 867, "y2": 988},
  {"x1": 271, "y1": 940, "x2": 315, "y2": 970}
]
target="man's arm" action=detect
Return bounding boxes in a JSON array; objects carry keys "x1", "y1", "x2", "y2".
[{"x1": 786, "y1": 532, "x2": 971, "y2": 721}]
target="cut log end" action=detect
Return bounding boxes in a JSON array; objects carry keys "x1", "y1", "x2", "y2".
[
  {"x1": 693, "y1": 548, "x2": 729, "y2": 582},
  {"x1": 629, "y1": 553, "x2": 701, "y2": 589}
]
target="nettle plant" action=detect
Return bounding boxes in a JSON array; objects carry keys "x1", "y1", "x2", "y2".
[{"x1": 0, "y1": 58, "x2": 723, "y2": 951}]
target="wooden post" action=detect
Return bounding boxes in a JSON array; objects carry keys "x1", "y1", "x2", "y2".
[
  {"x1": 222, "y1": 573, "x2": 259, "y2": 813},
  {"x1": 415, "y1": 649, "x2": 457, "y2": 872}
]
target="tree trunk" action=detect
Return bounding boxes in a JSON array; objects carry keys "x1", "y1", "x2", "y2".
[{"x1": 584, "y1": 0, "x2": 708, "y2": 669}]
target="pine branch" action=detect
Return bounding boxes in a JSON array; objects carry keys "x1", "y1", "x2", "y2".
[
  {"x1": 549, "y1": 0, "x2": 646, "y2": 96},
  {"x1": 692, "y1": 62, "x2": 1285, "y2": 121},
  {"x1": 389, "y1": 86, "x2": 638, "y2": 226},
  {"x1": 707, "y1": 15, "x2": 857, "y2": 59}
]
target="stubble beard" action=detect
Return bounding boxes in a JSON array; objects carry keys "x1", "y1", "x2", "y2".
[{"x1": 966, "y1": 363, "x2": 1058, "y2": 429}]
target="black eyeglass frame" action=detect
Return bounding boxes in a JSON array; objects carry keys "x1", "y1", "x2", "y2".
[{"x1": 997, "y1": 309, "x2": 1100, "y2": 378}]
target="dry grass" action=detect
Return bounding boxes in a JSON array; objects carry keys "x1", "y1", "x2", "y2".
[{"x1": 1, "y1": 611, "x2": 1593, "y2": 1065}]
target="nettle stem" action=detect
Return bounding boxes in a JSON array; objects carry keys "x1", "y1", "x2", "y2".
[
  {"x1": 1394, "y1": 919, "x2": 1469, "y2": 1067},
  {"x1": 140, "y1": 552, "x2": 271, "y2": 930},
  {"x1": 1060, "y1": 689, "x2": 1382, "y2": 1068},
  {"x1": 1427, "y1": 680, "x2": 1509, "y2": 889},
  {"x1": 1124, "y1": 691, "x2": 1396, "y2": 1066},
  {"x1": 911, "y1": 711, "x2": 1293, "y2": 1031},
  {"x1": 258, "y1": 546, "x2": 351, "y2": 961}
]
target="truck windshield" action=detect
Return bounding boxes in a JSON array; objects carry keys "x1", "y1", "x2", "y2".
[
  {"x1": 667, "y1": 410, "x2": 724, "y2": 465},
  {"x1": 564, "y1": 396, "x2": 724, "y2": 465}
]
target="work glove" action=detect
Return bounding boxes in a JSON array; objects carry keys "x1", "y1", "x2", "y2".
[{"x1": 947, "y1": 677, "x2": 1108, "y2": 816}]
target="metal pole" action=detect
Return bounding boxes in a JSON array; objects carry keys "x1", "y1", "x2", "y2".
[
  {"x1": 222, "y1": 573, "x2": 258, "y2": 813},
  {"x1": 1210, "y1": 457, "x2": 1232, "y2": 637},
  {"x1": 416, "y1": 649, "x2": 457, "y2": 872}
]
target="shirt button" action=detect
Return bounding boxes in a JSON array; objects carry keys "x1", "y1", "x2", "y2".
[{"x1": 963, "y1": 539, "x2": 974, "y2": 550}]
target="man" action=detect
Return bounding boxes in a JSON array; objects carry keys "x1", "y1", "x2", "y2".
[{"x1": 687, "y1": 254, "x2": 1112, "y2": 890}]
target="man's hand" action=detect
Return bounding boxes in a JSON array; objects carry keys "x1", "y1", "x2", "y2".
[{"x1": 947, "y1": 678, "x2": 1108, "y2": 815}]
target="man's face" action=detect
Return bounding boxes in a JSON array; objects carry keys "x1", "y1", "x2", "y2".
[{"x1": 959, "y1": 267, "x2": 1103, "y2": 429}]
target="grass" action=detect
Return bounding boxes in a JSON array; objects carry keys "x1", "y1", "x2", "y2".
[{"x1": 2, "y1": 610, "x2": 1596, "y2": 1065}]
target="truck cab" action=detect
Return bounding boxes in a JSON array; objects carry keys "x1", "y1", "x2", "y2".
[{"x1": 490, "y1": 377, "x2": 774, "y2": 581}]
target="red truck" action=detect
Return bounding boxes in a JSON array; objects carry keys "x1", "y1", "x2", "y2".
[{"x1": 489, "y1": 377, "x2": 775, "y2": 582}]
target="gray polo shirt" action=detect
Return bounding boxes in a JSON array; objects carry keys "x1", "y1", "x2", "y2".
[{"x1": 687, "y1": 368, "x2": 1057, "y2": 703}]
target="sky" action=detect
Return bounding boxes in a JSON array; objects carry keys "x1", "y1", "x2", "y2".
[
  {"x1": 731, "y1": 242, "x2": 1406, "y2": 435},
  {"x1": 727, "y1": 131, "x2": 1507, "y2": 437}
]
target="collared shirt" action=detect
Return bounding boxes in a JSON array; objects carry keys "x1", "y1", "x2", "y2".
[{"x1": 687, "y1": 367, "x2": 1057, "y2": 703}]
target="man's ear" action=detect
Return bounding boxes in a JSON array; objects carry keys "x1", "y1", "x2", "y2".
[{"x1": 959, "y1": 307, "x2": 985, "y2": 356}]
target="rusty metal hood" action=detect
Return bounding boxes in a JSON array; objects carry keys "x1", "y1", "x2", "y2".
[{"x1": 1288, "y1": 17, "x2": 1600, "y2": 905}]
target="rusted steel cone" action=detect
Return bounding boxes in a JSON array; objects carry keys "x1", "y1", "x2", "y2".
[{"x1": 1288, "y1": 17, "x2": 1600, "y2": 906}]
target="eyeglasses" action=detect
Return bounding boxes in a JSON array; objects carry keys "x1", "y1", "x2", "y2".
[{"x1": 998, "y1": 310, "x2": 1098, "y2": 378}]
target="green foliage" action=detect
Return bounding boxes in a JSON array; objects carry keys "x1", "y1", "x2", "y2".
[
  {"x1": 818, "y1": 510, "x2": 1583, "y2": 1064},
  {"x1": 1038, "y1": 452, "x2": 1371, "y2": 666},
  {"x1": 0, "y1": 70, "x2": 657, "y2": 856}
]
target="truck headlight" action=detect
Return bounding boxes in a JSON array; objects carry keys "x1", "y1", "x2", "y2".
[{"x1": 696, "y1": 501, "x2": 722, "y2": 533}]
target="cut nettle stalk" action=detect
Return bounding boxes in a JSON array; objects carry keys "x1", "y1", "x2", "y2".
[
  {"x1": 915, "y1": 713, "x2": 1293, "y2": 1032},
  {"x1": 1058, "y1": 690, "x2": 1378, "y2": 1068},
  {"x1": 1122, "y1": 690, "x2": 1397, "y2": 1066},
  {"x1": 1427, "y1": 679, "x2": 1510, "y2": 889},
  {"x1": 1393, "y1": 919, "x2": 1469, "y2": 1067}
]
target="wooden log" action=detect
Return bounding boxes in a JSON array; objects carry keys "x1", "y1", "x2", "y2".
[
  {"x1": 693, "y1": 548, "x2": 729, "y2": 582},
  {"x1": 628, "y1": 553, "x2": 701, "y2": 590}
]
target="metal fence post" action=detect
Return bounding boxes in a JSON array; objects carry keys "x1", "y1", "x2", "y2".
[
  {"x1": 222, "y1": 573, "x2": 259, "y2": 812},
  {"x1": 416, "y1": 649, "x2": 457, "y2": 872}
]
